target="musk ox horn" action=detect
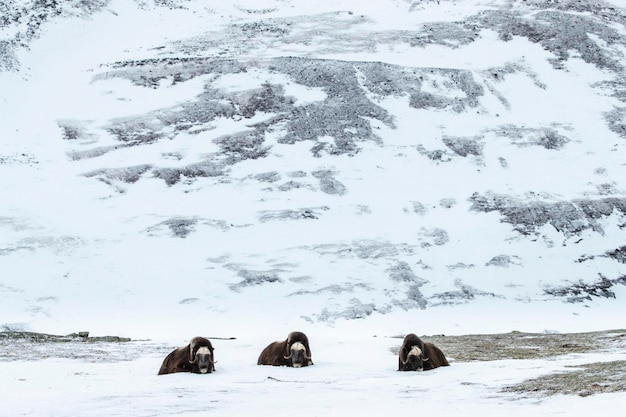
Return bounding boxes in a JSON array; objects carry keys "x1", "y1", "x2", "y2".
[
  {"x1": 400, "y1": 354, "x2": 414, "y2": 366},
  {"x1": 283, "y1": 345, "x2": 293, "y2": 360}
]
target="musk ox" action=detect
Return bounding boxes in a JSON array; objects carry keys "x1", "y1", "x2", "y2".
[
  {"x1": 257, "y1": 331, "x2": 313, "y2": 367},
  {"x1": 398, "y1": 333, "x2": 449, "y2": 372},
  {"x1": 158, "y1": 336, "x2": 215, "y2": 375}
]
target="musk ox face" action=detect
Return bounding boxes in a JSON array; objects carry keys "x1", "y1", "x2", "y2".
[
  {"x1": 191, "y1": 346, "x2": 214, "y2": 374},
  {"x1": 189, "y1": 338, "x2": 215, "y2": 374},
  {"x1": 284, "y1": 341, "x2": 310, "y2": 368},
  {"x1": 401, "y1": 345, "x2": 426, "y2": 372}
]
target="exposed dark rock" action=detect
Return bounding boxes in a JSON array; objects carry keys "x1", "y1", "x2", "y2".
[
  {"x1": 239, "y1": 82, "x2": 294, "y2": 118},
  {"x1": 416, "y1": 145, "x2": 452, "y2": 163},
  {"x1": 83, "y1": 165, "x2": 152, "y2": 185},
  {"x1": 254, "y1": 171, "x2": 281, "y2": 183},
  {"x1": 470, "y1": 192, "x2": 626, "y2": 237},
  {"x1": 545, "y1": 274, "x2": 626, "y2": 302},
  {"x1": 317, "y1": 298, "x2": 376, "y2": 321},
  {"x1": 311, "y1": 170, "x2": 347, "y2": 195},
  {"x1": 385, "y1": 261, "x2": 428, "y2": 309},
  {"x1": 0, "y1": 153, "x2": 38, "y2": 165},
  {"x1": 289, "y1": 283, "x2": 370, "y2": 296},
  {"x1": 229, "y1": 269, "x2": 282, "y2": 291},
  {"x1": 270, "y1": 58, "x2": 395, "y2": 155},
  {"x1": 146, "y1": 217, "x2": 229, "y2": 237},
  {"x1": 178, "y1": 298, "x2": 199, "y2": 304},
  {"x1": 607, "y1": 246, "x2": 626, "y2": 263},
  {"x1": 423, "y1": 125, "x2": 572, "y2": 163},
  {"x1": 58, "y1": 120, "x2": 94, "y2": 141},
  {"x1": 491, "y1": 125, "x2": 571, "y2": 149},
  {"x1": 447, "y1": 262, "x2": 475, "y2": 270},
  {"x1": 288, "y1": 171, "x2": 307, "y2": 178},
  {"x1": 482, "y1": 61, "x2": 546, "y2": 89},
  {"x1": 79, "y1": 57, "x2": 494, "y2": 184},
  {"x1": 486, "y1": 255, "x2": 522, "y2": 267},
  {"x1": 410, "y1": 201, "x2": 427, "y2": 215},
  {"x1": 605, "y1": 107, "x2": 626, "y2": 138},
  {"x1": 153, "y1": 160, "x2": 225, "y2": 185},
  {"x1": 418, "y1": 228, "x2": 449, "y2": 247},
  {"x1": 101, "y1": 57, "x2": 248, "y2": 87},
  {"x1": 538, "y1": 129, "x2": 570, "y2": 150},
  {"x1": 469, "y1": 9, "x2": 626, "y2": 71},
  {"x1": 310, "y1": 240, "x2": 415, "y2": 260},
  {"x1": 442, "y1": 135, "x2": 483, "y2": 157},
  {"x1": 162, "y1": 217, "x2": 197, "y2": 238},
  {"x1": 430, "y1": 279, "x2": 501, "y2": 305},
  {"x1": 386, "y1": 261, "x2": 423, "y2": 284},
  {"x1": 277, "y1": 181, "x2": 314, "y2": 192},
  {"x1": 439, "y1": 198, "x2": 457, "y2": 209},
  {"x1": 214, "y1": 129, "x2": 270, "y2": 162},
  {"x1": 0, "y1": 40, "x2": 19, "y2": 72},
  {"x1": 404, "y1": 284, "x2": 428, "y2": 308},
  {"x1": 258, "y1": 207, "x2": 328, "y2": 222}
]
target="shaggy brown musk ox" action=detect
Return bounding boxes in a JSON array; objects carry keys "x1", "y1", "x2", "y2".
[
  {"x1": 257, "y1": 331, "x2": 313, "y2": 367},
  {"x1": 398, "y1": 333, "x2": 449, "y2": 371},
  {"x1": 158, "y1": 336, "x2": 215, "y2": 375}
]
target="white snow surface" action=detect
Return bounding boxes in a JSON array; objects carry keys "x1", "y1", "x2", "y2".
[{"x1": 1, "y1": 0, "x2": 626, "y2": 415}]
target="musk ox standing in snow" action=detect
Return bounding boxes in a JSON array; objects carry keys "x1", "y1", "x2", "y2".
[
  {"x1": 257, "y1": 331, "x2": 313, "y2": 367},
  {"x1": 158, "y1": 336, "x2": 215, "y2": 375},
  {"x1": 398, "y1": 333, "x2": 449, "y2": 371}
]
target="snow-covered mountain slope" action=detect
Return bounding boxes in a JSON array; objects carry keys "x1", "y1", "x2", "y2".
[{"x1": 1, "y1": 0, "x2": 626, "y2": 339}]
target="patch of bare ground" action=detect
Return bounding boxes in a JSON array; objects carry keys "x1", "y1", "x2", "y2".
[
  {"x1": 424, "y1": 329, "x2": 626, "y2": 362},
  {"x1": 0, "y1": 331, "x2": 154, "y2": 362},
  {"x1": 502, "y1": 360, "x2": 626, "y2": 397}
]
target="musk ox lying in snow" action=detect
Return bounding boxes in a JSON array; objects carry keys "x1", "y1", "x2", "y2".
[
  {"x1": 158, "y1": 336, "x2": 215, "y2": 375},
  {"x1": 398, "y1": 333, "x2": 449, "y2": 371},
  {"x1": 257, "y1": 331, "x2": 313, "y2": 367}
]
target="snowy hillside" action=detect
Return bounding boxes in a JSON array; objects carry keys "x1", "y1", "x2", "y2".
[{"x1": 1, "y1": 0, "x2": 626, "y2": 341}]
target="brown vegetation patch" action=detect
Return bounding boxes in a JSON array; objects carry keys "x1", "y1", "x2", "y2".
[
  {"x1": 414, "y1": 329, "x2": 626, "y2": 362},
  {"x1": 502, "y1": 360, "x2": 626, "y2": 397}
]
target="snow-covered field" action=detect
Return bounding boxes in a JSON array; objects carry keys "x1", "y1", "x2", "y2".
[
  {"x1": 1, "y1": 0, "x2": 626, "y2": 415},
  {"x1": 2, "y1": 333, "x2": 626, "y2": 417}
]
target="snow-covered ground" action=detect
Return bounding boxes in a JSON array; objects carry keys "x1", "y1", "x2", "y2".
[
  {"x1": 1, "y1": 0, "x2": 626, "y2": 415},
  {"x1": 3, "y1": 335, "x2": 626, "y2": 417}
]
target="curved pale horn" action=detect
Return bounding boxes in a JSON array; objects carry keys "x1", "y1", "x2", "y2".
[{"x1": 284, "y1": 343, "x2": 293, "y2": 360}]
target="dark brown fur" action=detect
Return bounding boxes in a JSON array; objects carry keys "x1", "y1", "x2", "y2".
[
  {"x1": 158, "y1": 336, "x2": 215, "y2": 375},
  {"x1": 257, "y1": 331, "x2": 313, "y2": 367},
  {"x1": 398, "y1": 333, "x2": 449, "y2": 371}
]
